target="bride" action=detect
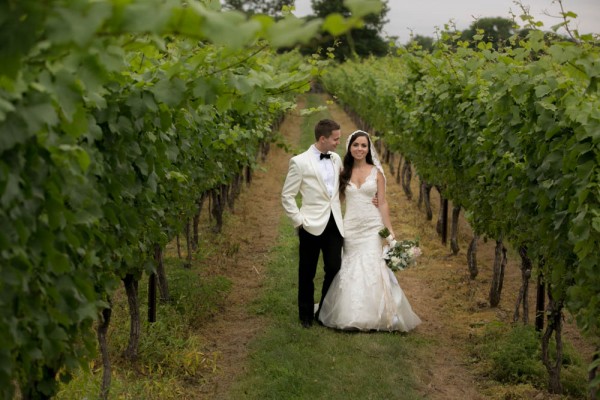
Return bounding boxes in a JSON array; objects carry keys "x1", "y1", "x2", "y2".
[{"x1": 317, "y1": 130, "x2": 421, "y2": 332}]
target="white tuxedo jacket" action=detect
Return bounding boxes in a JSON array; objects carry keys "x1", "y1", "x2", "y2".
[{"x1": 281, "y1": 148, "x2": 344, "y2": 237}]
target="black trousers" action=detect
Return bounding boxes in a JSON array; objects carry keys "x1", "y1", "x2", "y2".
[{"x1": 297, "y1": 214, "x2": 343, "y2": 322}]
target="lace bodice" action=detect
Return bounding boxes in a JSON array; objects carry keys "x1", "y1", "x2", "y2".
[{"x1": 343, "y1": 167, "x2": 382, "y2": 241}]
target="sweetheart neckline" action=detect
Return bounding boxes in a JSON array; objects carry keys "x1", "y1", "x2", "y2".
[{"x1": 349, "y1": 166, "x2": 376, "y2": 190}]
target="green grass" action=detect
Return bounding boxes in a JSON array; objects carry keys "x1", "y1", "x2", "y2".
[
  {"x1": 229, "y1": 217, "x2": 426, "y2": 400},
  {"x1": 470, "y1": 321, "x2": 588, "y2": 399},
  {"x1": 299, "y1": 93, "x2": 331, "y2": 149},
  {"x1": 56, "y1": 264, "x2": 231, "y2": 400}
]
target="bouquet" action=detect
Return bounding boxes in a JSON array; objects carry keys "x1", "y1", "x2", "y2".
[{"x1": 378, "y1": 227, "x2": 421, "y2": 271}]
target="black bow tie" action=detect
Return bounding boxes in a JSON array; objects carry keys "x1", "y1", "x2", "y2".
[{"x1": 320, "y1": 153, "x2": 331, "y2": 160}]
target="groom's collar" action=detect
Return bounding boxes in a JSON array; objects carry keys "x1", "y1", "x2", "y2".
[{"x1": 311, "y1": 145, "x2": 329, "y2": 156}]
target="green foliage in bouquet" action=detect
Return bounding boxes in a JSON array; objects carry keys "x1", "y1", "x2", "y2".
[{"x1": 378, "y1": 228, "x2": 421, "y2": 271}]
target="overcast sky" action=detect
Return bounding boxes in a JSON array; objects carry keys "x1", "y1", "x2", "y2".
[{"x1": 293, "y1": 0, "x2": 600, "y2": 43}]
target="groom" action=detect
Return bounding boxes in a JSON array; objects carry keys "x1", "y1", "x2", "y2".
[{"x1": 281, "y1": 119, "x2": 344, "y2": 328}]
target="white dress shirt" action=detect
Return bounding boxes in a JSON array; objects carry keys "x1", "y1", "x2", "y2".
[{"x1": 311, "y1": 145, "x2": 335, "y2": 197}]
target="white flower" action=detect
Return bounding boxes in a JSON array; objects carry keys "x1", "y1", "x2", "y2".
[
  {"x1": 409, "y1": 246, "x2": 422, "y2": 258},
  {"x1": 381, "y1": 239, "x2": 421, "y2": 271}
]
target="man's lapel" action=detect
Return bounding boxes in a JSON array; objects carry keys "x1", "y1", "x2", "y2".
[{"x1": 307, "y1": 150, "x2": 330, "y2": 196}]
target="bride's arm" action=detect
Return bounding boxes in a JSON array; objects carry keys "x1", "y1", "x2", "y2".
[{"x1": 376, "y1": 171, "x2": 395, "y2": 239}]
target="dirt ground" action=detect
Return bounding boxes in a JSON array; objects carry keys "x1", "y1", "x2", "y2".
[{"x1": 191, "y1": 94, "x2": 594, "y2": 399}]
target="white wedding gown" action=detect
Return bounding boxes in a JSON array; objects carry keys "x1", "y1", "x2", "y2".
[{"x1": 318, "y1": 167, "x2": 422, "y2": 332}]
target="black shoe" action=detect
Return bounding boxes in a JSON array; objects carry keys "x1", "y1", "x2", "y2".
[{"x1": 301, "y1": 319, "x2": 312, "y2": 328}]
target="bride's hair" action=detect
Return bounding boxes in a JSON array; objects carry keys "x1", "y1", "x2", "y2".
[{"x1": 340, "y1": 131, "x2": 374, "y2": 197}]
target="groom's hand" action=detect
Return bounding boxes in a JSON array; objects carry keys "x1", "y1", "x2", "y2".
[{"x1": 372, "y1": 194, "x2": 379, "y2": 208}]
